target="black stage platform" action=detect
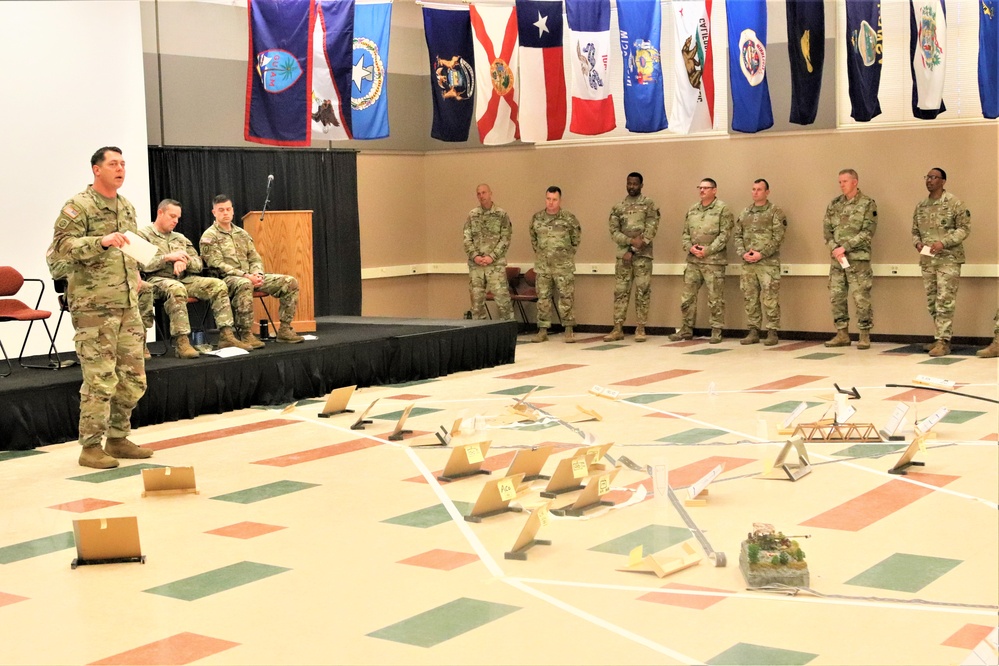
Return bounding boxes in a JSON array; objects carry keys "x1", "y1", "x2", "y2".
[{"x1": 0, "y1": 316, "x2": 517, "y2": 451}]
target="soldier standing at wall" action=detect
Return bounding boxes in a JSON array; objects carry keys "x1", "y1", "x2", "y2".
[
  {"x1": 530, "y1": 186, "x2": 581, "y2": 343},
  {"x1": 911, "y1": 168, "x2": 970, "y2": 358},
  {"x1": 463, "y1": 184, "x2": 513, "y2": 321},
  {"x1": 604, "y1": 172, "x2": 660, "y2": 343},
  {"x1": 734, "y1": 179, "x2": 787, "y2": 346},
  {"x1": 978, "y1": 311, "x2": 999, "y2": 358}
]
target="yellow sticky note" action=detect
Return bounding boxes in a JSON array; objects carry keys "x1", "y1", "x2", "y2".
[
  {"x1": 628, "y1": 544, "x2": 643, "y2": 566},
  {"x1": 571, "y1": 457, "x2": 588, "y2": 478},
  {"x1": 537, "y1": 507, "x2": 550, "y2": 527},
  {"x1": 497, "y1": 479, "x2": 516, "y2": 502},
  {"x1": 762, "y1": 458, "x2": 775, "y2": 475},
  {"x1": 465, "y1": 444, "x2": 483, "y2": 464},
  {"x1": 597, "y1": 475, "x2": 611, "y2": 495},
  {"x1": 917, "y1": 437, "x2": 927, "y2": 453}
]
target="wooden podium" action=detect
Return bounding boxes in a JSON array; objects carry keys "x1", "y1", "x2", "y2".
[{"x1": 243, "y1": 211, "x2": 316, "y2": 332}]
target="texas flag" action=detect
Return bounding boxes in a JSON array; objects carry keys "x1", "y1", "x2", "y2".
[
  {"x1": 566, "y1": 0, "x2": 615, "y2": 135},
  {"x1": 910, "y1": 0, "x2": 947, "y2": 120},
  {"x1": 311, "y1": 0, "x2": 354, "y2": 140},
  {"x1": 516, "y1": 0, "x2": 567, "y2": 142},
  {"x1": 470, "y1": 4, "x2": 521, "y2": 145}
]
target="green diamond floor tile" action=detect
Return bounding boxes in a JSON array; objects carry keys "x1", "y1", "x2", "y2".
[
  {"x1": 919, "y1": 357, "x2": 964, "y2": 365},
  {"x1": 623, "y1": 393, "x2": 679, "y2": 405},
  {"x1": 797, "y1": 352, "x2": 842, "y2": 360},
  {"x1": 69, "y1": 463, "x2": 164, "y2": 484},
  {"x1": 0, "y1": 532, "x2": 75, "y2": 564},
  {"x1": 940, "y1": 409, "x2": 986, "y2": 424},
  {"x1": 210, "y1": 480, "x2": 320, "y2": 504},
  {"x1": 0, "y1": 450, "x2": 45, "y2": 462},
  {"x1": 143, "y1": 561, "x2": 289, "y2": 601},
  {"x1": 367, "y1": 597, "x2": 520, "y2": 648},
  {"x1": 489, "y1": 384, "x2": 553, "y2": 396},
  {"x1": 588, "y1": 524, "x2": 692, "y2": 555},
  {"x1": 382, "y1": 501, "x2": 474, "y2": 528},
  {"x1": 382, "y1": 379, "x2": 441, "y2": 389},
  {"x1": 372, "y1": 406, "x2": 443, "y2": 421},
  {"x1": 832, "y1": 443, "x2": 906, "y2": 458},
  {"x1": 845, "y1": 552, "x2": 962, "y2": 593},
  {"x1": 708, "y1": 642, "x2": 818, "y2": 665},
  {"x1": 584, "y1": 344, "x2": 628, "y2": 351},
  {"x1": 685, "y1": 348, "x2": 730, "y2": 355},
  {"x1": 658, "y1": 428, "x2": 728, "y2": 444},
  {"x1": 758, "y1": 401, "x2": 823, "y2": 414}
]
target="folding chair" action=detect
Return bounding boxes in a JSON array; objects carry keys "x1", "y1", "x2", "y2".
[
  {"x1": 254, "y1": 290, "x2": 278, "y2": 338},
  {"x1": 510, "y1": 268, "x2": 561, "y2": 326},
  {"x1": 0, "y1": 266, "x2": 64, "y2": 375}
]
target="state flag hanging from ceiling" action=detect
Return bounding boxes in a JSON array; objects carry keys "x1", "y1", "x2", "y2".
[
  {"x1": 516, "y1": 0, "x2": 567, "y2": 142},
  {"x1": 845, "y1": 0, "x2": 882, "y2": 122},
  {"x1": 311, "y1": 0, "x2": 354, "y2": 140},
  {"x1": 616, "y1": 0, "x2": 667, "y2": 133},
  {"x1": 981, "y1": 0, "x2": 999, "y2": 118},
  {"x1": 565, "y1": 0, "x2": 615, "y2": 135},
  {"x1": 726, "y1": 0, "x2": 772, "y2": 133},
  {"x1": 470, "y1": 4, "x2": 521, "y2": 145},
  {"x1": 671, "y1": 0, "x2": 714, "y2": 135},
  {"x1": 352, "y1": 1, "x2": 392, "y2": 139},
  {"x1": 423, "y1": 6, "x2": 477, "y2": 142},
  {"x1": 786, "y1": 0, "x2": 824, "y2": 125},
  {"x1": 910, "y1": 0, "x2": 947, "y2": 120}
]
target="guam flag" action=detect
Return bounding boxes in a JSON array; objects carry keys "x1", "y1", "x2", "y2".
[
  {"x1": 312, "y1": 0, "x2": 354, "y2": 140},
  {"x1": 516, "y1": 0, "x2": 567, "y2": 142},
  {"x1": 845, "y1": 0, "x2": 882, "y2": 122},
  {"x1": 616, "y1": 0, "x2": 667, "y2": 133},
  {"x1": 470, "y1": 4, "x2": 521, "y2": 145},
  {"x1": 423, "y1": 6, "x2": 476, "y2": 142},
  {"x1": 566, "y1": 0, "x2": 615, "y2": 135},
  {"x1": 981, "y1": 0, "x2": 999, "y2": 118},
  {"x1": 671, "y1": 0, "x2": 714, "y2": 135},
  {"x1": 910, "y1": 0, "x2": 946, "y2": 120},
  {"x1": 726, "y1": 0, "x2": 772, "y2": 133},
  {"x1": 786, "y1": 0, "x2": 824, "y2": 125},
  {"x1": 245, "y1": 0, "x2": 315, "y2": 146},
  {"x1": 352, "y1": 1, "x2": 392, "y2": 139}
]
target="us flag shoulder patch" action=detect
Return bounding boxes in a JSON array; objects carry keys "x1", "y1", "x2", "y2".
[{"x1": 62, "y1": 205, "x2": 79, "y2": 219}]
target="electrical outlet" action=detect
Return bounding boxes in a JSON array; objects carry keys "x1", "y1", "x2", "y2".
[
  {"x1": 781, "y1": 265, "x2": 791, "y2": 275},
  {"x1": 890, "y1": 265, "x2": 899, "y2": 275}
]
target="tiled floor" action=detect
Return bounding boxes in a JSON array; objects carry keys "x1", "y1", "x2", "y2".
[{"x1": 0, "y1": 330, "x2": 996, "y2": 665}]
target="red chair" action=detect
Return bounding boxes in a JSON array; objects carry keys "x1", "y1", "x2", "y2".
[
  {"x1": 0, "y1": 266, "x2": 63, "y2": 376},
  {"x1": 484, "y1": 266, "x2": 521, "y2": 320},
  {"x1": 509, "y1": 268, "x2": 561, "y2": 325}
]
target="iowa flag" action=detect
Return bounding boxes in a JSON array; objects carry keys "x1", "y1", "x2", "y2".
[
  {"x1": 616, "y1": 0, "x2": 667, "y2": 133},
  {"x1": 566, "y1": 0, "x2": 615, "y2": 135},
  {"x1": 846, "y1": 0, "x2": 882, "y2": 122},
  {"x1": 910, "y1": 0, "x2": 946, "y2": 120},
  {"x1": 516, "y1": 0, "x2": 567, "y2": 142},
  {"x1": 470, "y1": 4, "x2": 521, "y2": 145},
  {"x1": 726, "y1": 0, "x2": 773, "y2": 133},
  {"x1": 671, "y1": 0, "x2": 714, "y2": 134},
  {"x1": 981, "y1": 0, "x2": 999, "y2": 118},
  {"x1": 311, "y1": 0, "x2": 353, "y2": 140},
  {"x1": 786, "y1": 0, "x2": 824, "y2": 125}
]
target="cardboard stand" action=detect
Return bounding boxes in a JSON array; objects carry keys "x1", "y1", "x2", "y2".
[
  {"x1": 317, "y1": 385, "x2": 356, "y2": 418},
  {"x1": 433, "y1": 418, "x2": 465, "y2": 446},
  {"x1": 437, "y1": 441, "x2": 492, "y2": 483},
  {"x1": 387, "y1": 404, "x2": 415, "y2": 441},
  {"x1": 551, "y1": 467, "x2": 620, "y2": 517},
  {"x1": 617, "y1": 542, "x2": 701, "y2": 578},
  {"x1": 71, "y1": 517, "x2": 145, "y2": 569},
  {"x1": 350, "y1": 399, "x2": 380, "y2": 430},
  {"x1": 683, "y1": 464, "x2": 723, "y2": 507},
  {"x1": 505, "y1": 445, "x2": 555, "y2": 481},
  {"x1": 888, "y1": 435, "x2": 927, "y2": 475},
  {"x1": 570, "y1": 405, "x2": 602, "y2": 423},
  {"x1": 880, "y1": 403, "x2": 910, "y2": 441},
  {"x1": 759, "y1": 436, "x2": 812, "y2": 481},
  {"x1": 541, "y1": 454, "x2": 590, "y2": 498},
  {"x1": 141, "y1": 467, "x2": 198, "y2": 497},
  {"x1": 465, "y1": 473, "x2": 526, "y2": 523},
  {"x1": 580, "y1": 442, "x2": 614, "y2": 472},
  {"x1": 505, "y1": 501, "x2": 553, "y2": 560}
]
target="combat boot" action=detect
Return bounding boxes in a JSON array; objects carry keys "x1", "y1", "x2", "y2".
[
  {"x1": 531, "y1": 328, "x2": 548, "y2": 343},
  {"x1": 928, "y1": 339, "x2": 950, "y2": 357},
  {"x1": 634, "y1": 325, "x2": 647, "y2": 343},
  {"x1": 667, "y1": 327, "x2": 692, "y2": 342},
  {"x1": 240, "y1": 330, "x2": 266, "y2": 349},
  {"x1": 603, "y1": 324, "x2": 624, "y2": 342},
  {"x1": 104, "y1": 437, "x2": 154, "y2": 459},
  {"x1": 79, "y1": 445, "x2": 118, "y2": 469},
  {"x1": 218, "y1": 327, "x2": 253, "y2": 351},
  {"x1": 977, "y1": 335, "x2": 999, "y2": 358},
  {"x1": 563, "y1": 326, "x2": 575, "y2": 344},
  {"x1": 857, "y1": 330, "x2": 871, "y2": 350},
  {"x1": 922, "y1": 341, "x2": 935, "y2": 352},
  {"x1": 740, "y1": 328, "x2": 760, "y2": 345},
  {"x1": 276, "y1": 325, "x2": 305, "y2": 344},
  {"x1": 763, "y1": 330, "x2": 779, "y2": 346},
  {"x1": 825, "y1": 329, "x2": 851, "y2": 347},
  {"x1": 709, "y1": 328, "x2": 723, "y2": 344},
  {"x1": 173, "y1": 334, "x2": 199, "y2": 359}
]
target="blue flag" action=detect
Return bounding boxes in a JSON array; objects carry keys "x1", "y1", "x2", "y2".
[
  {"x1": 980, "y1": 0, "x2": 999, "y2": 118},
  {"x1": 786, "y1": 0, "x2": 824, "y2": 125},
  {"x1": 351, "y1": 2, "x2": 392, "y2": 139},
  {"x1": 423, "y1": 7, "x2": 476, "y2": 142},
  {"x1": 726, "y1": 0, "x2": 773, "y2": 133},
  {"x1": 845, "y1": 0, "x2": 882, "y2": 122},
  {"x1": 615, "y1": 0, "x2": 667, "y2": 133},
  {"x1": 245, "y1": 0, "x2": 314, "y2": 146}
]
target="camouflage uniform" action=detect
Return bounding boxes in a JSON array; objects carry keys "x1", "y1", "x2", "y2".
[
  {"x1": 679, "y1": 198, "x2": 733, "y2": 330},
  {"x1": 46, "y1": 186, "x2": 146, "y2": 448},
  {"x1": 734, "y1": 201, "x2": 787, "y2": 331},
  {"x1": 530, "y1": 209, "x2": 581, "y2": 329},
  {"x1": 609, "y1": 195, "x2": 660, "y2": 324},
  {"x1": 138, "y1": 225, "x2": 236, "y2": 336},
  {"x1": 911, "y1": 191, "x2": 970, "y2": 341},
  {"x1": 199, "y1": 222, "x2": 299, "y2": 332},
  {"x1": 463, "y1": 204, "x2": 513, "y2": 320},
  {"x1": 823, "y1": 190, "x2": 878, "y2": 331}
]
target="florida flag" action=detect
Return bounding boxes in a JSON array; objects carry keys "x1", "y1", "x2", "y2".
[
  {"x1": 910, "y1": 0, "x2": 947, "y2": 119},
  {"x1": 516, "y1": 0, "x2": 567, "y2": 142},
  {"x1": 470, "y1": 5, "x2": 521, "y2": 145},
  {"x1": 671, "y1": 0, "x2": 714, "y2": 134},
  {"x1": 566, "y1": 0, "x2": 615, "y2": 135},
  {"x1": 311, "y1": 0, "x2": 354, "y2": 140}
]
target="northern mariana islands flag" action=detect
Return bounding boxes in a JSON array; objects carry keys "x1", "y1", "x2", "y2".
[
  {"x1": 616, "y1": 0, "x2": 667, "y2": 133},
  {"x1": 726, "y1": 0, "x2": 773, "y2": 133},
  {"x1": 566, "y1": 0, "x2": 615, "y2": 135},
  {"x1": 351, "y1": 1, "x2": 392, "y2": 139}
]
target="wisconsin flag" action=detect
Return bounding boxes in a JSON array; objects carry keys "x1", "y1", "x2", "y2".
[
  {"x1": 312, "y1": 0, "x2": 354, "y2": 140},
  {"x1": 726, "y1": 0, "x2": 773, "y2": 133},
  {"x1": 352, "y1": 1, "x2": 392, "y2": 138},
  {"x1": 423, "y1": 6, "x2": 476, "y2": 142},
  {"x1": 786, "y1": 0, "x2": 824, "y2": 125},
  {"x1": 470, "y1": 4, "x2": 521, "y2": 144},
  {"x1": 981, "y1": 0, "x2": 999, "y2": 118},
  {"x1": 910, "y1": 0, "x2": 946, "y2": 120},
  {"x1": 566, "y1": 0, "x2": 615, "y2": 135},
  {"x1": 616, "y1": 0, "x2": 667, "y2": 133},
  {"x1": 245, "y1": 0, "x2": 315, "y2": 146},
  {"x1": 846, "y1": 0, "x2": 882, "y2": 122},
  {"x1": 516, "y1": 0, "x2": 567, "y2": 142},
  {"x1": 671, "y1": 0, "x2": 714, "y2": 134}
]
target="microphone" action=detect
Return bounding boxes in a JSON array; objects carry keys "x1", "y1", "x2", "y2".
[
  {"x1": 267, "y1": 174, "x2": 274, "y2": 185},
  {"x1": 260, "y1": 174, "x2": 274, "y2": 221}
]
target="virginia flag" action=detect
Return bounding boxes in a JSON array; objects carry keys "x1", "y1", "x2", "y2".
[
  {"x1": 846, "y1": 0, "x2": 882, "y2": 122},
  {"x1": 470, "y1": 5, "x2": 521, "y2": 144},
  {"x1": 910, "y1": 0, "x2": 946, "y2": 120},
  {"x1": 424, "y1": 6, "x2": 476, "y2": 142},
  {"x1": 516, "y1": 0, "x2": 567, "y2": 142},
  {"x1": 726, "y1": 0, "x2": 773, "y2": 133},
  {"x1": 616, "y1": 0, "x2": 667, "y2": 133},
  {"x1": 312, "y1": 0, "x2": 353, "y2": 140},
  {"x1": 566, "y1": 0, "x2": 615, "y2": 135},
  {"x1": 352, "y1": 1, "x2": 392, "y2": 138},
  {"x1": 245, "y1": 0, "x2": 314, "y2": 146},
  {"x1": 671, "y1": 0, "x2": 714, "y2": 134},
  {"x1": 981, "y1": 0, "x2": 999, "y2": 118},
  {"x1": 786, "y1": 0, "x2": 824, "y2": 125}
]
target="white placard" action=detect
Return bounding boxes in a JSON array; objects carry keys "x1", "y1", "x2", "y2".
[
  {"x1": 915, "y1": 407, "x2": 949, "y2": 434},
  {"x1": 781, "y1": 401, "x2": 808, "y2": 429},
  {"x1": 883, "y1": 403, "x2": 910, "y2": 436},
  {"x1": 914, "y1": 374, "x2": 955, "y2": 390},
  {"x1": 837, "y1": 404, "x2": 857, "y2": 423},
  {"x1": 121, "y1": 230, "x2": 159, "y2": 266},
  {"x1": 687, "y1": 464, "x2": 723, "y2": 499}
]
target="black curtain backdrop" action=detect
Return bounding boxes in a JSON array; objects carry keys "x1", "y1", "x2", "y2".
[{"x1": 147, "y1": 146, "x2": 361, "y2": 316}]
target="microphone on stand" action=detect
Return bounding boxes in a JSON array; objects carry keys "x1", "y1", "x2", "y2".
[{"x1": 260, "y1": 174, "x2": 274, "y2": 221}]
